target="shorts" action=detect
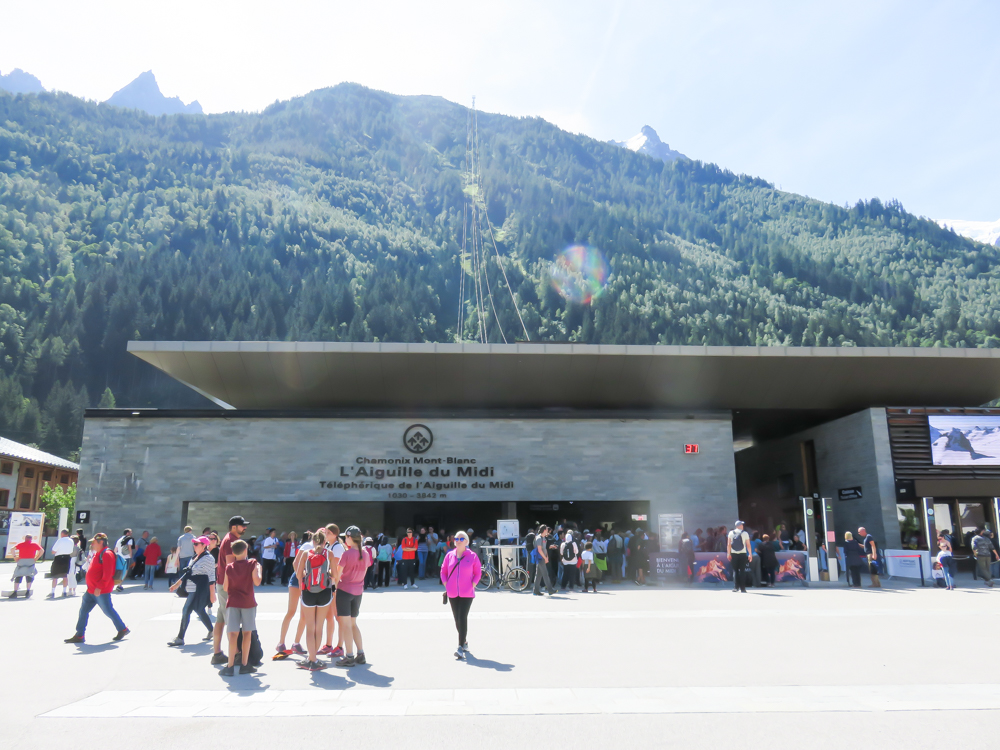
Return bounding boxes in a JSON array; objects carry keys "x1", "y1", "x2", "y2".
[
  {"x1": 226, "y1": 606, "x2": 257, "y2": 633},
  {"x1": 288, "y1": 575, "x2": 299, "y2": 588},
  {"x1": 215, "y1": 587, "x2": 228, "y2": 625},
  {"x1": 301, "y1": 588, "x2": 332, "y2": 608},
  {"x1": 336, "y1": 589, "x2": 362, "y2": 618},
  {"x1": 13, "y1": 575, "x2": 35, "y2": 583}
]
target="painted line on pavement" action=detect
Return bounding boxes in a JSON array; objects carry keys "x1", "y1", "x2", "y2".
[{"x1": 41, "y1": 684, "x2": 1000, "y2": 718}]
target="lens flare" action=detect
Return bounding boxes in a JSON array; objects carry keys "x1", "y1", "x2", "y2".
[{"x1": 549, "y1": 245, "x2": 610, "y2": 304}]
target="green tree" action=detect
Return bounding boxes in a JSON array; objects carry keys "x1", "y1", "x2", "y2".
[{"x1": 39, "y1": 483, "x2": 76, "y2": 532}]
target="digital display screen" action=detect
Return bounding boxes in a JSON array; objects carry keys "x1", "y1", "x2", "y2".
[{"x1": 929, "y1": 415, "x2": 1000, "y2": 465}]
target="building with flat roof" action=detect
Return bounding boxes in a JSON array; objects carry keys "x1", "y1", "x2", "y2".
[
  {"x1": 76, "y1": 342, "x2": 1000, "y2": 561},
  {"x1": 0, "y1": 437, "x2": 79, "y2": 533}
]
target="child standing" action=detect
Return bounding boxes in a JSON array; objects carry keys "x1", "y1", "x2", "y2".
[
  {"x1": 582, "y1": 541, "x2": 600, "y2": 593},
  {"x1": 165, "y1": 546, "x2": 180, "y2": 586},
  {"x1": 222, "y1": 539, "x2": 262, "y2": 675}
]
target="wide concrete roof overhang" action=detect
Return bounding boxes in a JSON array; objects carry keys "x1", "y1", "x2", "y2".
[{"x1": 127, "y1": 341, "x2": 1000, "y2": 412}]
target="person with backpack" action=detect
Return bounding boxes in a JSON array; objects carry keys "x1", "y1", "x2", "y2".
[
  {"x1": 532, "y1": 526, "x2": 555, "y2": 596},
  {"x1": 296, "y1": 528, "x2": 332, "y2": 671},
  {"x1": 64, "y1": 533, "x2": 129, "y2": 644},
  {"x1": 334, "y1": 526, "x2": 373, "y2": 667},
  {"x1": 559, "y1": 531, "x2": 580, "y2": 591},
  {"x1": 376, "y1": 535, "x2": 393, "y2": 588},
  {"x1": 727, "y1": 521, "x2": 752, "y2": 593},
  {"x1": 440, "y1": 530, "x2": 482, "y2": 660},
  {"x1": 607, "y1": 527, "x2": 624, "y2": 583},
  {"x1": 970, "y1": 527, "x2": 998, "y2": 588},
  {"x1": 167, "y1": 536, "x2": 216, "y2": 646},
  {"x1": 114, "y1": 529, "x2": 135, "y2": 592}
]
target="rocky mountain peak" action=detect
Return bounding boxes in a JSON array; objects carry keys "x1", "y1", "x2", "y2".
[{"x1": 105, "y1": 70, "x2": 203, "y2": 116}]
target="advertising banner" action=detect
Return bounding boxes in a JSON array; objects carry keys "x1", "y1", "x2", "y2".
[
  {"x1": 929, "y1": 415, "x2": 1000, "y2": 465},
  {"x1": 4, "y1": 511, "x2": 44, "y2": 559},
  {"x1": 884, "y1": 549, "x2": 931, "y2": 579},
  {"x1": 774, "y1": 551, "x2": 808, "y2": 582},
  {"x1": 691, "y1": 552, "x2": 731, "y2": 583},
  {"x1": 651, "y1": 552, "x2": 680, "y2": 577}
]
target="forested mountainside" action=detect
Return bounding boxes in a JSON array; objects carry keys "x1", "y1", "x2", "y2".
[{"x1": 1, "y1": 83, "x2": 997, "y2": 457}]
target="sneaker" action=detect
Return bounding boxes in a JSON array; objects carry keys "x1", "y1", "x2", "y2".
[
  {"x1": 7, "y1": 592, "x2": 16, "y2": 599},
  {"x1": 335, "y1": 655, "x2": 356, "y2": 667},
  {"x1": 115, "y1": 585, "x2": 124, "y2": 592},
  {"x1": 24, "y1": 590, "x2": 32, "y2": 598},
  {"x1": 239, "y1": 664, "x2": 258, "y2": 674},
  {"x1": 455, "y1": 648, "x2": 465, "y2": 660},
  {"x1": 167, "y1": 637, "x2": 184, "y2": 647},
  {"x1": 47, "y1": 592, "x2": 55, "y2": 599},
  {"x1": 64, "y1": 634, "x2": 84, "y2": 643},
  {"x1": 331, "y1": 646, "x2": 345, "y2": 657},
  {"x1": 460, "y1": 642, "x2": 469, "y2": 652},
  {"x1": 403, "y1": 584, "x2": 409, "y2": 589},
  {"x1": 412, "y1": 583, "x2": 418, "y2": 588},
  {"x1": 113, "y1": 627, "x2": 130, "y2": 641},
  {"x1": 275, "y1": 643, "x2": 287, "y2": 653},
  {"x1": 317, "y1": 645, "x2": 333, "y2": 656},
  {"x1": 291, "y1": 643, "x2": 306, "y2": 656},
  {"x1": 354, "y1": 652, "x2": 367, "y2": 664},
  {"x1": 202, "y1": 631, "x2": 214, "y2": 641},
  {"x1": 211, "y1": 652, "x2": 228, "y2": 665},
  {"x1": 219, "y1": 666, "x2": 235, "y2": 676}
]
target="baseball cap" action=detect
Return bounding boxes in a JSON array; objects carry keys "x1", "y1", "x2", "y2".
[
  {"x1": 229, "y1": 515, "x2": 249, "y2": 528},
  {"x1": 194, "y1": 536, "x2": 211, "y2": 545},
  {"x1": 735, "y1": 520, "x2": 745, "y2": 526}
]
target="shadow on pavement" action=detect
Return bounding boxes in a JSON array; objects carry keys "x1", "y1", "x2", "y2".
[
  {"x1": 70, "y1": 642, "x2": 118, "y2": 654},
  {"x1": 346, "y1": 664, "x2": 395, "y2": 688},
  {"x1": 219, "y1": 672, "x2": 266, "y2": 691},
  {"x1": 464, "y1": 654, "x2": 514, "y2": 672},
  {"x1": 308, "y1": 669, "x2": 353, "y2": 689}
]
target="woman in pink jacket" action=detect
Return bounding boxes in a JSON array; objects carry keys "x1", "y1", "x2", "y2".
[{"x1": 439, "y1": 530, "x2": 482, "y2": 660}]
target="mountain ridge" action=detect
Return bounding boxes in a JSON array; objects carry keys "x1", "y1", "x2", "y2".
[
  {"x1": 611, "y1": 125, "x2": 686, "y2": 162},
  {"x1": 105, "y1": 70, "x2": 203, "y2": 115}
]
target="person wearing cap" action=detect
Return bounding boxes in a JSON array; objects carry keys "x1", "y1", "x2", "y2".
[
  {"x1": 64, "y1": 533, "x2": 129, "y2": 643},
  {"x1": 211, "y1": 515, "x2": 248, "y2": 665},
  {"x1": 167, "y1": 536, "x2": 217, "y2": 646},
  {"x1": 9, "y1": 533, "x2": 44, "y2": 598},
  {"x1": 334, "y1": 526, "x2": 373, "y2": 667},
  {"x1": 261, "y1": 528, "x2": 280, "y2": 586},
  {"x1": 727, "y1": 521, "x2": 752, "y2": 593}
]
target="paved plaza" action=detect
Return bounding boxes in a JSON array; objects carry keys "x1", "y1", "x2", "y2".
[{"x1": 5, "y1": 564, "x2": 1000, "y2": 746}]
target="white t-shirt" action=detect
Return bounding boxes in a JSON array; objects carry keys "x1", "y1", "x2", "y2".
[
  {"x1": 560, "y1": 540, "x2": 579, "y2": 565},
  {"x1": 300, "y1": 542, "x2": 315, "y2": 553},
  {"x1": 328, "y1": 541, "x2": 345, "y2": 560},
  {"x1": 261, "y1": 536, "x2": 279, "y2": 560},
  {"x1": 52, "y1": 536, "x2": 75, "y2": 555},
  {"x1": 592, "y1": 539, "x2": 608, "y2": 554},
  {"x1": 115, "y1": 536, "x2": 133, "y2": 559},
  {"x1": 728, "y1": 529, "x2": 750, "y2": 554},
  {"x1": 581, "y1": 550, "x2": 594, "y2": 566}
]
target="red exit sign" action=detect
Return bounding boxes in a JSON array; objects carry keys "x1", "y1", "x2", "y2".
[{"x1": 685, "y1": 444, "x2": 700, "y2": 454}]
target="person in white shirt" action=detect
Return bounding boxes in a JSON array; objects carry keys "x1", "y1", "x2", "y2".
[
  {"x1": 727, "y1": 521, "x2": 752, "y2": 594},
  {"x1": 559, "y1": 531, "x2": 580, "y2": 591},
  {"x1": 49, "y1": 529, "x2": 76, "y2": 598},
  {"x1": 261, "y1": 528, "x2": 280, "y2": 585}
]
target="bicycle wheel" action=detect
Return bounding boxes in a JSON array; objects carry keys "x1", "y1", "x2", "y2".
[
  {"x1": 505, "y1": 567, "x2": 529, "y2": 592},
  {"x1": 476, "y1": 567, "x2": 495, "y2": 591}
]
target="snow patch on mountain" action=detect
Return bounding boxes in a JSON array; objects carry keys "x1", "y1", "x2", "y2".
[
  {"x1": 938, "y1": 217, "x2": 1000, "y2": 247},
  {"x1": 611, "y1": 125, "x2": 686, "y2": 162}
]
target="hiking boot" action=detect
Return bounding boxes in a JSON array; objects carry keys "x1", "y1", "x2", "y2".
[
  {"x1": 64, "y1": 634, "x2": 84, "y2": 644},
  {"x1": 24, "y1": 590, "x2": 32, "y2": 598},
  {"x1": 167, "y1": 637, "x2": 184, "y2": 647},
  {"x1": 113, "y1": 627, "x2": 130, "y2": 641},
  {"x1": 354, "y1": 652, "x2": 367, "y2": 664},
  {"x1": 6, "y1": 592, "x2": 16, "y2": 599},
  {"x1": 239, "y1": 664, "x2": 257, "y2": 674},
  {"x1": 211, "y1": 652, "x2": 228, "y2": 665},
  {"x1": 335, "y1": 655, "x2": 356, "y2": 667},
  {"x1": 219, "y1": 666, "x2": 234, "y2": 676}
]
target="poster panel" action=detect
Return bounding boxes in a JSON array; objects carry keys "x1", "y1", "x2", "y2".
[
  {"x1": 884, "y1": 549, "x2": 932, "y2": 578},
  {"x1": 929, "y1": 415, "x2": 1000, "y2": 465},
  {"x1": 658, "y1": 513, "x2": 684, "y2": 553},
  {"x1": 651, "y1": 552, "x2": 680, "y2": 578},
  {"x1": 774, "y1": 551, "x2": 808, "y2": 582},
  {"x1": 4, "y1": 511, "x2": 44, "y2": 559},
  {"x1": 691, "y1": 552, "x2": 731, "y2": 583}
]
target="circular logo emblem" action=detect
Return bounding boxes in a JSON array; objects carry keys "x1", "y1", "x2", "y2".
[
  {"x1": 806, "y1": 508, "x2": 814, "y2": 516},
  {"x1": 403, "y1": 424, "x2": 433, "y2": 454}
]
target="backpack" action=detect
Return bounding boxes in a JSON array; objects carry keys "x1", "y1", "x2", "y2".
[
  {"x1": 303, "y1": 550, "x2": 329, "y2": 593},
  {"x1": 562, "y1": 541, "x2": 575, "y2": 562},
  {"x1": 730, "y1": 531, "x2": 745, "y2": 553}
]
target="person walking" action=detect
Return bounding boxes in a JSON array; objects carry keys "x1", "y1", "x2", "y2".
[
  {"x1": 759, "y1": 534, "x2": 779, "y2": 586},
  {"x1": 843, "y1": 531, "x2": 865, "y2": 588},
  {"x1": 167, "y1": 536, "x2": 216, "y2": 645},
  {"x1": 416, "y1": 527, "x2": 429, "y2": 580},
  {"x1": 400, "y1": 528, "x2": 418, "y2": 588},
  {"x1": 532, "y1": 526, "x2": 555, "y2": 596},
  {"x1": 971, "y1": 527, "x2": 998, "y2": 588},
  {"x1": 114, "y1": 529, "x2": 135, "y2": 591},
  {"x1": 937, "y1": 534, "x2": 956, "y2": 590},
  {"x1": 49, "y1": 529, "x2": 76, "y2": 598},
  {"x1": 858, "y1": 527, "x2": 881, "y2": 588},
  {"x1": 441, "y1": 530, "x2": 482, "y2": 660},
  {"x1": 727, "y1": 521, "x2": 751, "y2": 593},
  {"x1": 177, "y1": 526, "x2": 196, "y2": 572},
  {"x1": 64, "y1": 533, "x2": 129, "y2": 643},
  {"x1": 559, "y1": 531, "x2": 580, "y2": 591},
  {"x1": 142, "y1": 537, "x2": 162, "y2": 589},
  {"x1": 678, "y1": 531, "x2": 696, "y2": 585},
  {"x1": 296, "y1": 528, "x2": 332, "y2": 671},
  {"x1": 10, "y1": 533, "x2": 43, "y2": 598},
  {"x1": 334, "y1": 526, "x2": 372, "y2": 667},
  {"x1": 376, "y1": 535, "x2": 393, "y2": 588},
  {"x1": 582, "y1": 542, "x2": 601, "y2": 592},
  {"x1": 212, "y1": 515, "x2": 249, "y2": 666},
  {"x1": 260, "y1": 528, "x2": 279, "y2": 585}
]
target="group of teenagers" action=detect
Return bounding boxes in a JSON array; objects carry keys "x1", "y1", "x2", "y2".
[{"x1": 166, "y1": 515, "x2": 485, "y2": 673}]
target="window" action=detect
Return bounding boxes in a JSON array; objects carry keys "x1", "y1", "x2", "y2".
[
  {"x1": 0, "y1": 461, "x2": 12, "y2": 475},
  {"x1": 897, "y1": 503, "x2": 923, "y2": 549},
  {"x1": 42, "y1": 470, "x2": 52, "y2": 482},
  {"x1": 23, "y1": 467, "x2": 35, "y2": 479},
  {"x1": 0, "y1": 489, "x2": 8, "y2": 506},
  {"x1": 61, "y1": 474, "x2": 69, "y2": 484},
  {"x1": 18, "y1": 492, "x2": 31, "y2": 509}
]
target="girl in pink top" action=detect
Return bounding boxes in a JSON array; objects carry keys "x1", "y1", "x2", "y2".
[
  {"x1": 335, "y1": 526, "x2": 373, "y2": 667},
  {"x1": 439, "y1": 530, "x2": 482, "y2": 660}
]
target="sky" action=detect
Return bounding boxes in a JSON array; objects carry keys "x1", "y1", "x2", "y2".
[{"x1": 2, "y1": 0, "x2": 998, "y2": 222}]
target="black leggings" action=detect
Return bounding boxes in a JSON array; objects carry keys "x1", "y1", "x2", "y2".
[
  {"x1": 178, "y1": 592, "x2": 213, "y2": 638},
  {"x1": 449, "y1": 596, "x2": 473, "y2": 646},
  {"x1": 377, "y1": 560, "x2": 392, "y2": 587}
]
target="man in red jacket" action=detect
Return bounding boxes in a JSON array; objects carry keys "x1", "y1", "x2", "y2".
[{"x1": 64, "y1": 533, "x2": 129, "y2": 644}]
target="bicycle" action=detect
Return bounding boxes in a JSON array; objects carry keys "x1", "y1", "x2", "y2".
[{"x1": 476, "y1": 546, "x2": 530, "y2": 592}]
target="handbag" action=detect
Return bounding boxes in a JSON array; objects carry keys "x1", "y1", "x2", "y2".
[{"x1": 442, "y1": 553, "x2": 464, "y2": 605}]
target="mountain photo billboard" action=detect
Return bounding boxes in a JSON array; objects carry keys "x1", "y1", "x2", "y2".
[{"x1": 928, "y1": 415, "x2": 1000, "y2": 465}]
